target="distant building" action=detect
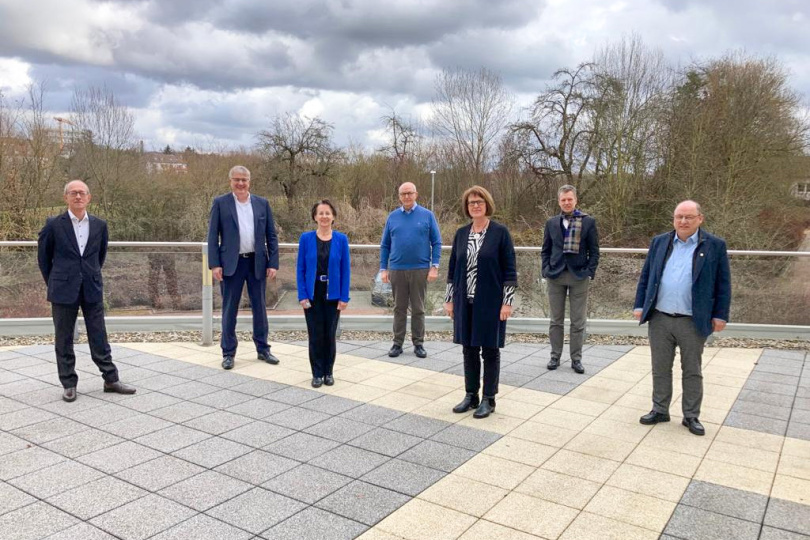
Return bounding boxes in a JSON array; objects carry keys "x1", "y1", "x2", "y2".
[
  {"x1": 791, "y1": 181, "x2": 810, "y2": 202},
  {"x1": 143, "y1": 152, "x2": 188, "y2": 174}
]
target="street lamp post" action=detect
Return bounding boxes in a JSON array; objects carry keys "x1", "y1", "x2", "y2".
[{"x1": 430, "y1": 170, "x2": 436, "y2": 211}]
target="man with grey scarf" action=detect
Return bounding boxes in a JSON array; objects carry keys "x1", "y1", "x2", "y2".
[{"x1": 541, "y1": 185, "x2": 600, "y2": 374}]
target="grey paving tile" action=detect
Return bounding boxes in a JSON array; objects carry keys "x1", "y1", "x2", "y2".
[
  {"x1": 116, "y1": 353, "x2": 171, "y2": 366},
  {"x1": 349, "y1": 427, "x2": 423, "y2": 457},
  {"x1": 443, "y1": 364, "x2": 466, "y2": 377},
  {"x1": 0, "y1": 406, "x2": 56, "y2": 430},
  {"x1": 346, "y1": 347, "x2": 393, "y2": 360},
  {"x1": 215, "y1": 450, "x2": 300, "y2": 484},
  {"x1": 411, "y1": 358, "x2": 456, "y2": 372},
  {"x1": 543, "y1": 369, "x2": 592, "y2": 384},
  {"x1": 0, "y1": 481, "x2": 36, "y2": 516},
  {"x1": 723, "y1": 411, "x2": 788, "y2": 435},
  {"x1": 759, "y1": 349, "x2": 806, "y2": 361},
  {"x1": 360, "y1": 458, "x2": 444, "y2": 496},
  {"x1": 77, "y1": 441, "x2": 163, "y2": 474},
  {"x1": 679, "y1": 480, "x2": 768, "y2": 523},
  {"x1": 742, "y1": 380, "x2": 797, "y2": 396},
  {"x1": 13, "y1": 386, "x2": 64, "y2": 406},
  {"x1": 267, "y1": 386, "x2": 321, "y2": 405},
  {"x1": 0, "y1": 378, "x2": 53, "y2": 397},
  {"x1": 150, "y1": 400, "x2": 218, "y2": 423},
  {"x1": 315, "y1": 480, "x2": 410, "y2": 526},
  {"x1": 266, "y1": 406, "x2": 331, "y2": 430},
  {"x1": 113, "y1": 391, "x2": 181, "y2": 413},
  {"x1": 264, "y1": 432, "x2": 341, "y2": 462},
  {"x1": 68, "y1": 402, "x2": 141, "y2": 428},
  {"x1": 755, "y1": 363, "x2": 804, "y2": 376},
  {"x1": 765, "y1": 498, "x2": 810, "y2": 536},
  {"x1": 305, "y1": 416, "x2": 375, "y2": 443},
  {"x1": 10, "y1": 460, "x2": 104, "y2": 499},
  {"x1": 171, "y1": 364, "x2": 220, "y2": 381},
  {"x1": 227, "y1": 397, "x2": 292, "y2": 420},
  {"x1": 0, "y1": 501, "x2": 79, "y2": 540},
  {"x1": 141, "y1": 358, "x2": 191, "y2": 374},
  {"x1": 736, "y1": 390, "x2": 796, "y2": 408},
  {"x1": 749, "y1": 371, "x2": 801, "y2": 386},
  {"x1": 132, "y1": 374, "x2": 188, "y2": 391},
  {"x1": 198, "y1": 371, "x2": 257, "y2": 388},
  {"x1": 221, "y1": 420, "x2": 296, "y2": 448},
  {"x1": 759, "y1": 526, "x2": 810, "y2": 539},
  {"x1": 0, "y1": 446, "x2": 67, "y2": 481},
  {"x1": 159, "y1": 470, "x2": 252, "y2": 511},
  {"x1": 46, "y1": 476, "x2": 147, "y2": 520},
  {"x1": 135, "y1": 424, "x2": 211, "y2": 453},
  {"x1": 191, "y1": 388, "x2": 255, "y2": 409},
  {"x1": 338, "y1": 403, "x2": 404, "y2": 426},
  {"x1": 522, "y1": 377, "x2": 577, "y2": 395},
  {"x1": 399, "y1": 439, "x2": 476, "y2": 472},
  {"x1": 795, "y1": 397, "x2": 810, "y2": 411},
  {"x1": 149, "y1": 513, "x2": 253, "y2": 540},
  {"x1": 0, "y1": 396, "x2": 28, "y2": 415},
  {"x1": 384, "y1": 413, "x2": 451, "y2": 438},
  {"x1": 262, "y1": 464, "x2": 352, "y2": 504},
  {"x1": 730, "y1": 400, "x2": 792, "y2": 421},
  {"x1": 503, "y1": 343, "x2": 545, "y2": 354},
  {"x1": 115, "y1": 455, "x2": 205, "y2": 491},
  {"x1": 100, "y1": 413, "x2": 173, "y2": 439},
  {"x1": 172, "y1": 436, "x2": 252, "y2": 468},
  {"x1": 308, "y1": 445, "x2": 389, "y2": 478},
  {"x1": 90, "y1": 493, "x2": 196, "y2": 540},
  {"x1": 300, "y1": 395, "x2": 362, "y2": 415},
  {"x1": 430, "y1": 424, "x2": 501, "y2": 452},
  {"x1": 183, "y1": 410, "x2": 254, "y2": 435},
  {"x1": 663, "y1": 505, "x2": 761, "y2": 540},
  {"x1": 261, "y1": 506, "x2": 368, "y2": 540},
  {"x1": 207, "y1": 487, "x2": 306, "y2": 534},
  {"x1": 498, "y1": 372, "x2": 538, "y2": 387},
  {"x1": 40, "y1": 395, "x2": 108, "y2": 417},
  {"x1": 787, "y1": 421, "x2": 810, "y2": 440},
  {"x1": 9, "y1": 417, "x2": 90, "y2": 445},
  {"x1": 44, "y1": 522, "x2": 120, "y2": 540},
  {"x1": 228, "y1": 379, "x2": 286, "y2": 397},
  {"x1": 791, "y1": 409, "x2": 810, "y2": 424},
  {"x1": 0, "y1": 432, "x2": 29, "y2": 458},
  {"x1": 161, "y1": 380, "x2": 221, "y2": 400}
]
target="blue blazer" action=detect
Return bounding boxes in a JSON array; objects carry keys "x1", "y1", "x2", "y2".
[
  {"x1": 634, "y1": 228, "x2": 731, "y2": 337},
  {"x1": 207, "y1": 193, "x2": 279, "y2": 279},
  {"x1": 37, "y1": 212, "x2": 108, "y2": 304},
  {"x1": 297, "y1": 231, "x2": 351, "y2": 303}
]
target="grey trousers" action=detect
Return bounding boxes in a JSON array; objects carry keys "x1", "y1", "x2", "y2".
[
  {"x1": 649, "y1": 310, "x2": 707, "y2": 418},
  {"x1": 547, "y1": 270, "x2": 590, "y2": 362},
  {"x1": 389, "y1": 268, "x2": 429, "y2": 346}
]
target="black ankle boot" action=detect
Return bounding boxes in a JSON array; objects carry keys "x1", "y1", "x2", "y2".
[
  {"x1": 452, "y1": 393, "x2": 480, "y2": 413},
  {"x1": 473, "y1": 396, "x2": 496, "y2": 418}
]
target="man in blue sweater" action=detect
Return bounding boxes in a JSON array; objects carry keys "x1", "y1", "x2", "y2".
[{"x1": 380, "y1": 182, "x2": 442, "y2": 358}]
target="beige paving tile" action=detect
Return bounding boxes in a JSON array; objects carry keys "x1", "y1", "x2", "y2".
[
  {"x1": 370, "y1": 391, "x2": 433, "y2": 412},
  {"x1": 580, "y1": 376, "x2": 636, "y2": 393},
  {"x1": 456, "y1": 414, "x2": 523, "y2": 435},
  {"x1": 584, "y1": 485, "x2": 676, "y2": 532},
  {"x1": 639, "y1": 422, "x2": 714, "y2": 457},
  {"x1": 778, "y1": 454, "x2": 810, "y2": 481},
  {"x1": 559, "y1": 511, "x2": 659, "y2": 540},
  {"x1": 625, "y1": 446, "x2": 702, "y2": 478},
  {"x1": 567, "y1": 385, "x2": 626, "y2": 405},
  {"x1": 482, "y1": 437, "x2": 558, "y2": 468},
  {"x1": 705, "y1": 441, "x2": 779, "y2": 473},
  {"x1": 363, "y1": 374, "x2": 416, "y2": 391},
  {"x1": 547, "y1": 396, "x2": 610, "y2": 417},
  {"x1": 541, "y1": 450, "x2": 621, "y2": 483},
  {"x1": 771, "y1": 474, "x2": 810, "y2": 505},
  {"x1": 418, "y1": 475, "x2": 509, "y2": 517},
  {"x1": 715, "y1": 426, "x2": 784, "y2": 453},
  {"x1": 484, "y1": 492, "x2": 579, "y2": 539},
  {"x1": 388, "y1": 366, "x2": 435, "y2": 381},
  {"x1": 532, "y1": 408, "x2": 595, "y2": 431},
  {"x1": 509, "y1": 421, "x2": 579, "y2": 448},
  {"x1": 699, "y1": 405, "x2": 730, "y2": 425},
  {"x1": 583, "y1": 417, "x2": 651, "y2": 444},
  {"x1": 594, "y1": 367, "x2": 647, "y2": 384},
  {"x1": 376, "y1": 499, "x2": 477, "y2": 540},
  {"x1": 615, "y1": 393, "x2": 654, "y2": 410},
  {"x1": 599, "y1": 405, "x2": 650, "y2": 425},
  {"x1": 488, "y1": 398, "x2": 545, "y2": 420},
  {"x1": 454, "y1": 454, "x2": 535, "y2": 490},
  {"x1": 515, "y1": 468, "x2": 601, "y2": 510},
  {"x1": 499, "y1": 388, "x2": 559, "y2": 407},
  {"x1": 330, "y1": 383, "x2": 390, "y2": 402},
  {"x1": 421, "y1": 372, "x2": 465, "y2": 389},
  {"x1": 606, "y1": 463, "x2": 690, "y2": 503},
  {"x1": 412, "y1": 401, "x2": 466, "y2": 424},
  {"x1": 355, "y1": 360, "x2": 400, "y2": 373},
  {"x1": 693, "y1": 458, "x2": 774, "y2": 496},
  {"x1": 399, "y1": 381, "x2": 455, "y2": 400},
  {"x1": 564, "y1": 432, "x2": 636, "y2": 462},
  {"x1": 333, "y1": 366, "x2": 381, "y2": 383},
  {"x1": 627, "y1": 382, "x2": 653, "y2": 397},
  {"x1": 783, "y1": 437, "x2": 810, "y2": 459},
  {"x1": 702, "y1": 373, "x2": 748, "y2": 389},
  {"x1": 333, "y1": 354, "x2": 371, "y2": 367},
  {"x1": 457, "y1": 520, "x2": 540, "y2": 540}
]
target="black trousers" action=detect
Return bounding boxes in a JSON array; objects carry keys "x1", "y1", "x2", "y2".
[
  {"x1": 52, "y1": 284, "x2": 119, "y2": 389},
  {"x1": 304, "y1": 281, "x2": 340, "y2": 378},
  {"x1": 462, "y1": 346, "x2": 500, "y2": 397}
]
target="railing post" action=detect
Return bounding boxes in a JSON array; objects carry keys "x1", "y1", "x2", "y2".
[{"x1": 201, "y1": 243, "x2": 213, "y2": 346}]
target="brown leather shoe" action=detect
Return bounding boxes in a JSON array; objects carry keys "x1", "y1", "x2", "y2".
[
  {"x1": 62, "y1": 387, "x2": 77, "y2": 402},
  {"x1": 103, "y1": 381, "x2": 137, "y2": 395}
]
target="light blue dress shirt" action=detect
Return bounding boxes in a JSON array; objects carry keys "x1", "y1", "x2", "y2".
[{"x1": 656, "y1": 231, "x2": 699, "y2": 316}]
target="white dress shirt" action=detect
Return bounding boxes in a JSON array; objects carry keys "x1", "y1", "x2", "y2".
[
  {"x1": 233, "y1": 194, "x2": 255, "y2": 254},
  {"x1": 68, "y1": 210, "x2": 89, "y2": 256}
]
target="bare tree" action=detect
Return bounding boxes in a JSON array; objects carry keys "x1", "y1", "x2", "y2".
[{"x1": 431, "y1": 67, "x2": 513, "y2": 178}]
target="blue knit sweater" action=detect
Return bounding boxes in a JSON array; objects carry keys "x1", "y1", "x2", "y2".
[{"x1": 379, "y1": 204, "x2": 442, "y2": 270}]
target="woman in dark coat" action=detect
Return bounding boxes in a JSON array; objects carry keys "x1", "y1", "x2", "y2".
[{"x1": 444, "y1": 186, "x2": 517, "y2": 418}]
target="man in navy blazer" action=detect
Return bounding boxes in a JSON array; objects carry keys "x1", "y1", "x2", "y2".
[
  {"x1": 634, "y1": 200, "x2": 731, "y2": 436},
  {"x1": 207, "y1": 166, "x2": 280, "y2": 369},
  {"x1": 541, "y1": 185, "x2": 599, "y2": 374},
  {"x1": 38, "y1": 180, "x2": 136, "y2": 402}
]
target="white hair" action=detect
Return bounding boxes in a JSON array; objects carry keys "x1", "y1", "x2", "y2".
[
  {"x1": 64, "y1": 180, "x2": 90, "y2": 195},
  {"x1": 228, "y1": 165, "x2": 250, "y2": 180}
]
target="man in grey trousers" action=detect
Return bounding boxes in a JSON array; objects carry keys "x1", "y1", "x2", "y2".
[
  {"x1": 541, "y1": 185, "x2": 600, "y2": 374},
  {"x1": 634, "y1": 200, "x2": 731, "y2": 436},
  {"x1": 380, "y1": 182, "x2": 442, "y2": 359}
]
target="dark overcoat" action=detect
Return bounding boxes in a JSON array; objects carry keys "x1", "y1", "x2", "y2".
[
  {"x1": 540, "y1": 214, "x2": 599, "y2": 280},
  {"x1": 447, "y1": 221, "x2": 517, "y2": 348}
]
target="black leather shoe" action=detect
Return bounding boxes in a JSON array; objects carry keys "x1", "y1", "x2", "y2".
[
  {"x1": 414, "y1": 345, "x2": 427, "y2": 358},
  {"x1": 571, "y1": 360, "x2": 585, "y2": 374},
  {"x1": 258, "y1": 351, "x2": 280, "y2": 365},
  {"x1": 388, "y1": 344, "x2": 403, "y2": 357},
  {"x1": 682, "y1": 417, "x2": 705, "y2": 436},
  {"x1": 324, "y1": 375, "x2": 334, "y2": 386},
  {"x1": 547, "y1": 358, "x2": 560, "y2": 370},
  {"x1": 103, "y1": 381, "x2": 136, "y2": 395},
  {"x1": 639, "y1": 410, "x2": 671, "y2": 425},
  {"x1": 311, "y1": 377, "x2": 323, "y2": 388},
  {"x1": 62, "y1": 387, "x2": 77, "y2": 402},
  {"x1": 473, "y1": 397, "x2": 496, "y2": 419},
  {"x1": 222, "y1": 356, "x2": 235, "y2": 370},
  {"x1": 452, "y1": 393, "x2": 480, "y2": 413}
]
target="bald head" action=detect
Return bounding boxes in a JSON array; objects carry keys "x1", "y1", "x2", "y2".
[
  {"x1": 398, "y1": 182, "x2": 418, "y2": 210},
  {"x1": 63, "y1": 180, "x2": 92, "y2": 218},
  {"x1": 673, "y1": 200, "x2": 704, "y2": 241}
]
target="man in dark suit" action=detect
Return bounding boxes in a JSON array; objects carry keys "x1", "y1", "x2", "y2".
[
  {"x1": 37, "y1": 180, "x2": 136, "y2": 402},
  {"x1": 207, "y1": 165, "x2": 280, "y2": 370},
  {"x1": 634, "y1": 200, "x2": 731, "y2": 436},
  {"x1": 541, "y1": 185, "x2": 599, "y2": 374}
]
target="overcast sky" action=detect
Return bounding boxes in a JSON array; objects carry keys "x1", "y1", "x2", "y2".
[{"x1": 1, "y1": 0, "x2": 808, "y2": 151}]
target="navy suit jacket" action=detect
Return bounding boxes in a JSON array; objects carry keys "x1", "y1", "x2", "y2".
[
  {"x1": 541, "y1": 214, "x2": 599, "y2": 280},
  {"x1": 37, "y1": 212, "x2": 108, "y2": 304},
  {"x1": 634, "y1": 228, "x2": 731, "y2": 337},
  {"x1": 296, "y1": 231, "x2": 351, "y2": 303},
  {"x1": 207, "y1": 193, "x2": 279, "y2": 279}
]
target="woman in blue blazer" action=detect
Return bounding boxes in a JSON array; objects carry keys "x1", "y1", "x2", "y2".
[{"x1": 297, "y1": 200, "x2": 351, "y2": 387}]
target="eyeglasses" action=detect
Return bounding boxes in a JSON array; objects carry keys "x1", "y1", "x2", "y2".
[
  {"x1": 67, "y1": 191, "x2": 88, "y2": 197},
  {"x1": 674, "y1": 215, "x2": 700, "y2": 222},
  {"x1": 231, "y1": 178, "x2": 249, "y2": 183},
  {"x1": 399, "y1": 191, "x2": 416, "y2": 197},
  {"x1": 467, "y1": 200, "x2": 486, "y2": 207}
]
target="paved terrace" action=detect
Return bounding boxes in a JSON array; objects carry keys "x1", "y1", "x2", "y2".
[{"x1": 0, "y1": 340, "x2": 808, "y2": 540}]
